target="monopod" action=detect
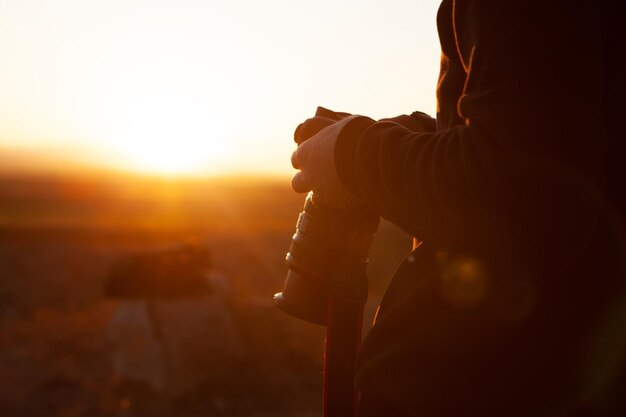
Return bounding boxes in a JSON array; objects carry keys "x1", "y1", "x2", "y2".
[{"x1": 275, "y1": 193, "x2": 378, "y2": 417}]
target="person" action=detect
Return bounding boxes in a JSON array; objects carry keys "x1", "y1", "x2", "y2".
[{"x1": 290, "y1": 1, "x2": 626, "y2": 416}]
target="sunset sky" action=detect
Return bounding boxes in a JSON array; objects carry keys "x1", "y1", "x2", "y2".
[{"x1": 0, "y1": 0, "x2": 441, "y2": 176}]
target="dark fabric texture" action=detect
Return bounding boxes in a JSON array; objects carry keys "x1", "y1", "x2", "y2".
[{"x1": 333, "y1": 1, "x2": 626, "y2": 416}]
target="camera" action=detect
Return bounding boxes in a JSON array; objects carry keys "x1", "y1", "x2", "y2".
[
  {"x1": 274, "y1": 192, "x2": 379, "y2": 325},
  {"x1": 104, "y1": 243, "x2": 212, "y2": 300}
]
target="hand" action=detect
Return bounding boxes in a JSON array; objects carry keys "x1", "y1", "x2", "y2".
[{"x1": 291, "y1": 116, "x2": 364, "y2": 209}]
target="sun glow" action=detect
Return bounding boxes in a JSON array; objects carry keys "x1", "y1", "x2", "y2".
[
  {"x1": 0, "y1": 0, "x2": 441, "y2": 177},
  {"x1": 107, "y1": 96, "x2": 232, "y2": 175}
]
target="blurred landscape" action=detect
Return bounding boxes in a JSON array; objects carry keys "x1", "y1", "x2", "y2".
[{"x1": 0, "y1": 171, "x2": 412, "y2": 417}]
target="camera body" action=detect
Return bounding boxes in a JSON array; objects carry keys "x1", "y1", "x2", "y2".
[
  {"x1": 274, "y1": 192, "x2": 379, "y2": 325},
  {"x1": 104, "y1": 243, "x2": 212, "y2": 300}
]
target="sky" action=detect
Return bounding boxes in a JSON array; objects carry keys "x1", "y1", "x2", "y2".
[{"x1": 0, "y1": 0, "x2": 442, "y2": 177}]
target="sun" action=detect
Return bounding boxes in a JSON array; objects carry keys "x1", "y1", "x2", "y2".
[{"x1": 107, "y1": 96, "x2": 232, "y2": 175}]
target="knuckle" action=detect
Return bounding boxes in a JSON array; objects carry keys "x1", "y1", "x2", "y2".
[
  {"x1": 294, "y1": 123, "x2": 305, "y2": 144},
  {"x1": 291, "y1": 173, "x2": 308, "y2": 193},
  {"x1": 291, "y1": 151, "x2": 299, "y2": 169},
  {"x1": 299, "y1": 117, "x2": 334, "y2": 143}
]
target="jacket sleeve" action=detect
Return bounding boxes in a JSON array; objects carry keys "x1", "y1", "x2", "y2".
[{"x1": 334, "y1": 0, "x2": 608, "y2": 267}]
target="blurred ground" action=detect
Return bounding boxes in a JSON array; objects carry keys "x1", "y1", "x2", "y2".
[{"x1": 0, "y1": 173, "x2": 411, "y2": 417}]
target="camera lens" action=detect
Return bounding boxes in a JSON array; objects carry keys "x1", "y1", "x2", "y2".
[{"x1": 274, "y1": 193, "x2": 379, "y2": 325}]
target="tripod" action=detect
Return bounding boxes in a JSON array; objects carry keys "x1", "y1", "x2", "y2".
[{"x1": 323, "y1": 258, "x2": 368, "y2": 417}]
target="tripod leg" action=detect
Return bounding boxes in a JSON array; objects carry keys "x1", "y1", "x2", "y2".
[{"x1": 323, "y1": 258, "x2": 368, "y2": 417}]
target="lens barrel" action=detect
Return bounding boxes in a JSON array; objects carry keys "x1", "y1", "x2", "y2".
[{"x1": 274, "y1": 193, "x2": 379, "y2": 325}]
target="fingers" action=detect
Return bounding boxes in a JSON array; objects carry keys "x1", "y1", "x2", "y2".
[
  {"x1": 294, "y1": 117, "x2": 335, "y2": 144},
  {"x1": 291, "y1": 171, "x2": 310, "y2": 193},
  {"x1": 290, "y1": 149, "x2": 300, "y2": 169},
  {"x1": 291, "y1": 146, "x2": 308, "y2": 192}
]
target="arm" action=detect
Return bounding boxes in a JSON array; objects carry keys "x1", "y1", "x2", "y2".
[{"x1": 330, "y1": 1, "x2": 607, "y2": 267}]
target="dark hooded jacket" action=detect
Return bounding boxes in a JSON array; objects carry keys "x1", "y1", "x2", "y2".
[{"x1": 334, "y1": 1, "x2": 626, "y2": 416}]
